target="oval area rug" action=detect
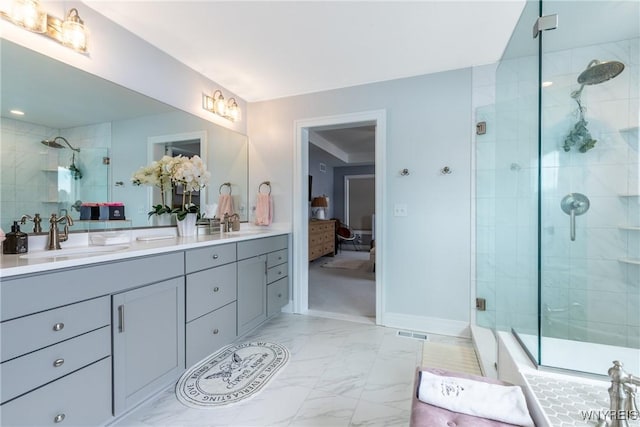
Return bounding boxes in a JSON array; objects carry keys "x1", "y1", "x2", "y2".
[{"x1": 176, "y1": 341, "x2": 290, "y2": 408}]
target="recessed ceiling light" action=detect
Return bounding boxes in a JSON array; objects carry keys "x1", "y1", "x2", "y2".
[
  {"x1": 542, "y1": 81, "x2": 553, "y2": 88},
  {"x1": 10, "y1": 109, "x2": 25, "y2": 116}
]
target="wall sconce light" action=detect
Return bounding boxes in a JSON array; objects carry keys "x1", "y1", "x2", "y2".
[
  {"x1": 202, "y1": 90, "x2": 241, "y2": 122},
  {"x1": 1, "y1": 1, "x2": 89, "y2": 53}
]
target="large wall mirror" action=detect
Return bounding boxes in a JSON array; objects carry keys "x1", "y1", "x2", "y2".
[{"x1": 0, "y1": 39, "x2": 248, "y2": 233}]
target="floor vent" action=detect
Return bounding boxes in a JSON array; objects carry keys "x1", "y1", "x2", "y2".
[{"x1": 396, "y1": 330, "x2": 428, "y2": 341}]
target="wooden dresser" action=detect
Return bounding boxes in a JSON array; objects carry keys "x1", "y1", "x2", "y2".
[{"x1": 309, "y1": 220, "x2": 336, "y2": 261}]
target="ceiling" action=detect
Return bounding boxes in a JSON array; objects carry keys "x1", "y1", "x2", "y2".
[{"x1": 84, "y1": 1, "x2": 526, "y2": 103}]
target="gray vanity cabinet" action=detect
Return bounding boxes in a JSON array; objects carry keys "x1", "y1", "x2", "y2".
[
  {"x1": 237, "y1": 235, "x2": 289, "y2": 336},
  {"x1": 112, "y1": 277, "x2": 185, "y2": 415}
]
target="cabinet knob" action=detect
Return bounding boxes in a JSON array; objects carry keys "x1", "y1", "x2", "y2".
[
  {"x1": 212, "y1": 254, "x2": 219, "y2": 260},
  {"x1": 278, "y1": 271, "x2": 282, "y2": 276},
  {"x1": 277, "y1": 293, "x2": 282, "y2": 298},
  {"x1": 213, "y1": 328, "x2": 219, "y2": 335},
  {"x1": 213, "y1": 286, "x2": 220, "y2": 292},
  {"x1": 53, "y1": 322, "x2": 64, "y2": 332},
  {"x1": 278, "y1": 256, "x2": 282, "y2": 260},
  {"x1": 53, "y1": 358, "x2": 65, "y2": 368},
  {"x1": 54, "y1": 414, "x2": 65, "y2": 423}
]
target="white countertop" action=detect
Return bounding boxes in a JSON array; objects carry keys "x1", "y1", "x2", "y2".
[{"x1": 0, "y1": 225, "x2": 290, "y2": 278}]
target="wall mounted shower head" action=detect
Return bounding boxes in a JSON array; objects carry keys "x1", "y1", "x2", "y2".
[
  {"x1": 571, "y1": 59, "x2": 625, "y2": 99},
  {"x1": 40, "y1": 136, "x2": 80, "y2": 152}
]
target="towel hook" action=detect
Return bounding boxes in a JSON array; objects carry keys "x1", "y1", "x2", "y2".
[
  {"x1": 441, "y1": 166, "x2": 452, "y2": 175},
  {"x1": 259, "y1": 181, "x2": 272, "y2": 195},
  {"x1": 219, "y1": 182, "x2": 232, "y2": 195}
]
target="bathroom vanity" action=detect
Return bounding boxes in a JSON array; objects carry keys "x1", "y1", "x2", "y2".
[{"x1": 0, "y1": 230, "x2": 290, "y2": 426}]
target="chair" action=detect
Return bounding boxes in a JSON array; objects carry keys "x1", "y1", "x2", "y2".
[{"x1": 336, "y1": 222, "x2": 358, "y2": 252}]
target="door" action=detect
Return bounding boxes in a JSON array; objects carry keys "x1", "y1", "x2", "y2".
[
  {"x1": 112, "y1": 277, "x2": 185, "y2": 415},
  {"x1": 237, "y1": 255, "x2": 267, "y2": 335}
]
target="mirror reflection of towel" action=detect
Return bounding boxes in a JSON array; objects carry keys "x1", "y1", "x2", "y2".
[
  {"x1": 255, "y1": 193, "x2": 272, "y2": 226},
  {"x1": 216, "y1": 194, "x2": 234, "y2": 218}
]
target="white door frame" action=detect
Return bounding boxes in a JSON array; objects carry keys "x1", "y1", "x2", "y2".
[{"x1": 292, "y1": 110, "x2": 386, "y2": 323}]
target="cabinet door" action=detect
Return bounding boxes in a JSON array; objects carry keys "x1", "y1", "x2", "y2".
[
  {"x1": 237, "y1": 255, "x2": 267, "y2": 336},
  {"x1": 112, "y1": 277, "x2": 185, "y2": 415}
]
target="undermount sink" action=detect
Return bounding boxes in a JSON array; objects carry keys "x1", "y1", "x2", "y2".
[{"x1": 19, "y1": 245, "x2": 130, "y2": 260}]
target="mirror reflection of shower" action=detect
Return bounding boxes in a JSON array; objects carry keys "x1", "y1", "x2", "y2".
[
  {"x1": 564, "y1": 59, "x2": 625, "y2": 153},
  {"x1": 41, "y1": 136, "x2": 81, "y2": 152}
]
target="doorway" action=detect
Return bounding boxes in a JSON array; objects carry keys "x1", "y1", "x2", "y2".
[{"x1": 292, "y1": 110, "x2": 386, "y2": 324}]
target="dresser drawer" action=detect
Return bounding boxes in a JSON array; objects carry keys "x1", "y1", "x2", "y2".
[
  {"x1": 267, "y1": 262, "x2": 288, "y2": 284},
  {"x1": 186, "y1": 302, "x2": 237, "y2": 367},
  {"x1": 185, "y1": 243, "x2": 236, "y2": 274},
  {"x1": 267, "y1": 249, "x2": 287, "y2": 268},
  {"x1": 186, "y1": 263, "x2": 237, "y2": 322},
  {"x1": 1, "y1": 357, "x2": 112, "y2": 427},
  {"x1": 1, "y1": 326, "x2": 110, "y2": 404},
  {"x1": 1, "y1": 296, "x2": 110, "y2": 362},
  {"x1": 267, "y1": 277, "x2": 289, "y2": 317}
]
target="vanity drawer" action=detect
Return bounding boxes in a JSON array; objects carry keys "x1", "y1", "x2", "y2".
[
  {"x1": 1, "y1": 296, "x2": 110, "y2": 362},
  {"x1": 1, "y1": 326, "x2": 110, "y2": 404},
  {"x1": 186, "y1": 302, "x2": 237, "y2": 367},
  {"x1": 186, "y1": 263, "x2": 237, "y2": 322},
  {"x1": 185, "y1": 243, "x2": 236, "y2": 274},
  {"x1": 267, "y1": 277, "x2": 289, "y2": 317},
  {"x1": 267, "y1": 249, "x2": 287, "y2": 268},
  {"x1": 237, "y1": 235, "x2": 287, "y2": 260},
  {"x1": 267, "y1": 262, "x2": 288, "y2": 284},
  {"x1": 1, "y1": 357, "x2": 112, "y2": 427}
]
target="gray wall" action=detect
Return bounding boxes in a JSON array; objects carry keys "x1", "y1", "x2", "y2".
[
  {"x1": 248, "y1": 68, "x2": 473, "y2": 335},
  {"x1": 332, "y1": 165, "x2": 375, "y2": 224}
]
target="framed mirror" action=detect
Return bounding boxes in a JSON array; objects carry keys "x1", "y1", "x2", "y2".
[{"x1": 0, "y1": 39, "x2": 248, "y2": 232}]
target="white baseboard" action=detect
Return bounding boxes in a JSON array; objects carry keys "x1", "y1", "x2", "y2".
[{"x1": 382, "y1": 312, "x2": 470, "y2": 338}]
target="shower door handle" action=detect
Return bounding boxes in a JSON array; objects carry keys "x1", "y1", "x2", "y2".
[{"x1": 561, "y1": 193, "x2": 590, "y2": 241}]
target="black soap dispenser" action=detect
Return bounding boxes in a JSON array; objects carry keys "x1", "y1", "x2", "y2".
[{"x1": 3, "y1": 221, "x2": 28, "y2": 254}]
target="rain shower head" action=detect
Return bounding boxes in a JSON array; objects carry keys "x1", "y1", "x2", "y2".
[
  {"x1": 577, "y1": 59, "x2": 625, "y2": 86},
  {"x1": 571, "y1": 59, "x2": 625, "y2": 100},
  {"x1": 40, "y1": 136, "x2": 80, "y2": 152}
]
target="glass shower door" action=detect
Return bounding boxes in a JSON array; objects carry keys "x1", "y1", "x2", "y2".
[{"x1": 539, "y1": 0, "x2": 640, "y2": 374}]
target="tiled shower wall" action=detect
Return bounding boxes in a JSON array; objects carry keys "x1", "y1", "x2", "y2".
[
  {"x1": 475, "y1": 37, "x2": 639, "y2": 349},
  {"x1": 0, "y1": 118, "x2": 111, "y2": 233}
]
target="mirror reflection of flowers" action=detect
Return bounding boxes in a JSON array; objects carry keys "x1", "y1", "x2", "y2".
[
  {"x1": 132, "y1": 155, "x2": 210, "y2": 220},
  {"x1": 170, "y1": 155, "x2": 210, "y2": 220}
]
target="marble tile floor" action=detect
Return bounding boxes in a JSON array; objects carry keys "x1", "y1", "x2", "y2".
[{"x1": 113, "y1": 313, "x2": 470, "y2": 427}]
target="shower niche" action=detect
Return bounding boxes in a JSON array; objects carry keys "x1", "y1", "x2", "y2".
[{"x1": 38, "y1": 145, "x2": 109, "y2": 222}]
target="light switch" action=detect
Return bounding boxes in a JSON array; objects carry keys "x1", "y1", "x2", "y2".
[{"x1": 394, "y1": 204, "x2": 408, "y2": 217}]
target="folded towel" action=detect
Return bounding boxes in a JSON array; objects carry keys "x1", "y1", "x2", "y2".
[
  {"x1": 216, "y1": 194, "x2": 235, "y2": 218},
  {"x1": 255, "y1": 193, "x2": 273, "y2": 226},
  {"x1": 417, "y1": 370, "x2": 534, "y2": 427}
]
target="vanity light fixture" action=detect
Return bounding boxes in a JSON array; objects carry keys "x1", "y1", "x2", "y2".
[
  {"x1": 0, "y1": 1, "x2": 89, "y2": 53},
  {"x1": 202, "y1": 90, "x2": 241, "y2": 122},
  {"x1": 7, "y1": 0, "x2": 46, "y2": 33}
]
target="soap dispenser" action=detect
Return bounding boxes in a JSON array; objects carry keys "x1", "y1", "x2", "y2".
[{"x1": 3, "y1": 221, "x2": 28, "y2": 254}]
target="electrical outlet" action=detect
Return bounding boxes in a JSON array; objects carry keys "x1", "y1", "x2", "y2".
[{"x1": 394, "y1": 204, "x2": 408, "y2": 217}]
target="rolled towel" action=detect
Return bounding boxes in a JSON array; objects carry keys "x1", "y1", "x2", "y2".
[
  {"x1": 417, "y1": 370, "x2": 534, "y2": 427},
  {"x1": 216, "y1": 194, "x2": 235, "y2": 218},
  {"x1": 255, "y1": 193, "x2": 273, "y2": 226}
]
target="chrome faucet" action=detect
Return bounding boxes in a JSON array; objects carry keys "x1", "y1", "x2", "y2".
[
  {"x1": 597, "y1": 361, "x2": 640, "y2": 427},
  {"x1": 47, "y1": 213, "x2": 74, "y2": 250}
]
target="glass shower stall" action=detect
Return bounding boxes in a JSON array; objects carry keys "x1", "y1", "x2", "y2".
[{"x1": 476, "y1": 0, "x2": 639, "y2": 375}]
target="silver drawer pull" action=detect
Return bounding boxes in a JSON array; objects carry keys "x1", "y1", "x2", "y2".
[
  {"x1": 278, "y1": 271, "x2": 282, "y2": 275},
  {"x1": 277, "y1": 293, "x2": 282, "y2": 298},
  {"x1": 212, "y1": 254, "x2": 219, "y2": 260},
  {"x1": 213, "y1": 328, "x2": 219, "y2": 335},
  {"x1": 278, "y1": 256, "x2": 282, "y2": 260},
  {"x1": 53, "y1": 358, "x2": 65, "y2": 368},
  {"x1": 53, "y1": 322, "x2": 64, "y2": 332},
  {"x1": 54, "y1": 414, "x2": 65, "y2": 423},
  {"x1": 213, "y1": 286, "x2": 220, "y2": 292}
]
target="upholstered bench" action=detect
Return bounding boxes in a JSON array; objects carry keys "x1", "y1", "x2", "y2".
[{"x1": 410, "y1": 367, "x2": 527, "y2": 427}]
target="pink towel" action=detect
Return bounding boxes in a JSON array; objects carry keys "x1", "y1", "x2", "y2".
[
  {"x1": 216, "y1": 194, "x2": 235, "y2": 218},
  {"x1": 255, "y1": 193, "x2": 272, "y2": 226}
]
